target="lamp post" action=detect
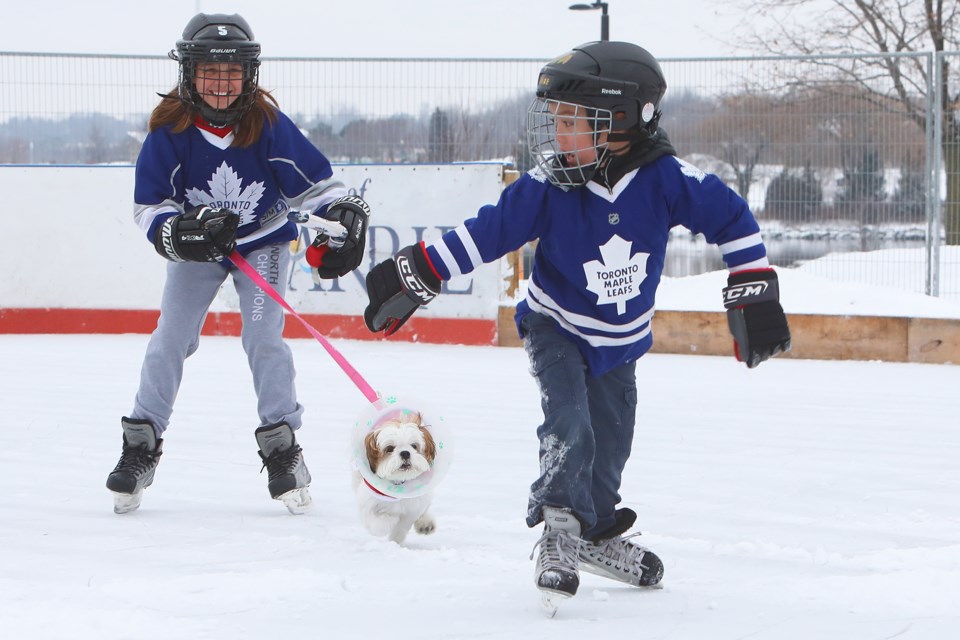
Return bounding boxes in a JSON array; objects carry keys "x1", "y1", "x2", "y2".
[{"x1": 568, "y1": 2, "x2": 609, "y2": 41}]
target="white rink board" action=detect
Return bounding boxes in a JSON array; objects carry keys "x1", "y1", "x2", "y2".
[{"x1": 1, "y1": 164, "x2": 508, "y2": 320}]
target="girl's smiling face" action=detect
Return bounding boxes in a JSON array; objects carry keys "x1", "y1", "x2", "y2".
[{"x1": 194, "y1": 63, "x2": 244, "y2": 111}]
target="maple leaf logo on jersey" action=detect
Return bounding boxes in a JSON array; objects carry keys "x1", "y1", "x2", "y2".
[
  {"x1": 583, "y1": 235, "x2": 649, "y2": 315},
  {"x1": 675, "y1": 157, "x2": 706, "y2": 183},
  {"x1": 185, "y1": 161, "x2": 265, "y2": 227},
  {"x1": 528, "y1": 165, "x2": 549, "y2": 183}
]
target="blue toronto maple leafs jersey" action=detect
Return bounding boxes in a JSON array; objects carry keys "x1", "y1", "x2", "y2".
[
  {"x1": 424, "y1": 155, "x2": 770, "y2": 376},
  {"x1": 133, "y1": 110, "x2": 347, "y2": 255}
]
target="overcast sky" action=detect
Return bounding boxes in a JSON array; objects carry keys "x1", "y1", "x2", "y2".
[{"x1": 5, "y1": 0, "x2": 753, "y2": 60}]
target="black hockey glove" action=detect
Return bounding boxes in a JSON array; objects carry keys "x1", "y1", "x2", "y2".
[
  {"x1": 722, "y1": 268, "x2": 792, "y2": 368},
  {"x1": 154, "y1": 205, "x2": 239, "y2": 263},
  {"x1": 364, "y1": 243, "x2": 441, "y2": 336},
  {"x1": 306, "y1": 195, "x2": 371, "y2": 279}
]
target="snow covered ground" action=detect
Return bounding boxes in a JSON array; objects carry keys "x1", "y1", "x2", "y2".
[
  {"x1": 2, "y1": 329, "x2": 958, "y2": 639},
  {"x1": 657, "y1": 246, "x2": 960, "y2": 315}
]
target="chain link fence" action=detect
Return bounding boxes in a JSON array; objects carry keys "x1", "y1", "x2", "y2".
[{"x1": 1, "y1": 51, "x2": 957, "y2": 299}]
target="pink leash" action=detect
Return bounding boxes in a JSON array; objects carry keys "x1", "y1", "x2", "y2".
[{"x1": 229, "y1": 249, "x2": 381, "y2": 406}]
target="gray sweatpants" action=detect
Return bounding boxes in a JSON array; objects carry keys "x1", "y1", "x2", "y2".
[{"x1": 130, "y1": 243, "x2": 303, "y2": 435}]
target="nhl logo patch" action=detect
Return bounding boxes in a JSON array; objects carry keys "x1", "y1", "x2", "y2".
[{"x1": 608, "y1": 213, "x2": 620, "y2": 225}]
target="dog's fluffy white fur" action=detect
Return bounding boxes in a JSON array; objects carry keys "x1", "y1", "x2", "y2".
[{"x1": 352, "y1": 413, "x2": 437, "y2": 543}]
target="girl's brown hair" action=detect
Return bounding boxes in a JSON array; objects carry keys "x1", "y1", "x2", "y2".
[{"x1": 148, "y1": 88, "x2": 280, "y2": 148}]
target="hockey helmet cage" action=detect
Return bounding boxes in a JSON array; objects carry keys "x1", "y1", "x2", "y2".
[
  {"x1": 170, "y1": 13, "x2": 261, "y2": 127},
  {"x1": 526, "y1": 41, "x2": 667, "y2": 188}
]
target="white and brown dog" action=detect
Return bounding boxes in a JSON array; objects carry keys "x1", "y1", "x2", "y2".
[{"x1": 352, "y1": 413, "x2": 437, "y2": 543}]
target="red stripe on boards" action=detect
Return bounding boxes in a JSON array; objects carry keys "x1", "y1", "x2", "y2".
[{"x1": 0, "y1": 308, "x2": 497, "y2": 346}]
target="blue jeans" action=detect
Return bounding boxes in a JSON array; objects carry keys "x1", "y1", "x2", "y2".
[{"x1": 521, "y1": 312, "x2": 638, "y2": 538}]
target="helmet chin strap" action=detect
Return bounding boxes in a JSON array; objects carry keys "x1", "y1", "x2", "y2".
[
  {"x1": 199, "y1": 105, "x2": 239, "y2": 128},
  {"x1": 607, "y1": 120, "x2": 659, "y2": 145},
  {"x1": 597, "y1": 132, "x2": 646, "y2": 179},
  {"x1": 596, "y1": 122, "x2": 676, "y2": 189},
  {"x1": 596, "y1": 130, "x2": 640, "y2": 178}
]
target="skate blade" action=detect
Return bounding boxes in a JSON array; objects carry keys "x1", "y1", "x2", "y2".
[
  {"x1": 539, "y1": 590, "x2": 571, "y2": 617},
  {"x1": 278, "y1": 487, "x2": 312, "y2": 515},
  {"x1": 111, "y1": 490, "x2": 143, "y2": 514},
  {"x1": 579, "y1": 563, "x2": 665, "y2": 589}
]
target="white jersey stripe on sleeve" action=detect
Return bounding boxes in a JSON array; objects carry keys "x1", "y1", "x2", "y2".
[
  {"x1": 135, "y1": 201, "x2": 180, "y2": 234},
  {"x1": 455, "y1": 225, "x2": 483, "y2": 271},
  {"x1": 432, "y1": 238, "x2": 462, "y2": 278},
  {"x1": 718, "y1": 232, "x2": 763, "y2": 255},
  {"x1": 729, "y1": 256, "x2": 770, "y2": 272},
  {"x1": 299, "y1": 183, "x2": 350, "y2": 214}
]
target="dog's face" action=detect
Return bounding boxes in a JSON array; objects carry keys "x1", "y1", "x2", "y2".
[{"x1": 364, "y1": 413, "x2": 437, "y2": 483}]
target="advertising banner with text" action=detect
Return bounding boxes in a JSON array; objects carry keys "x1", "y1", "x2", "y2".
[{"x1": 1, "y1": 164, "x2": 510, "y2": 344}]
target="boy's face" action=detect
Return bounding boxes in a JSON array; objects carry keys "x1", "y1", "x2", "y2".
[
  {"x1": 194, "y1": 63, "x2": 244, "y2": 111},
  {"x1": 551, "y1": 102, "x2": 631, "y2": 166},
  {"x1": 551, "y1": 102, "x2": 606, "y2": 165}
]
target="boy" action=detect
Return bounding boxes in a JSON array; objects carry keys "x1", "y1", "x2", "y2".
[{"x1": 363, "y1": 41, "x2": 790, "y2": 608}]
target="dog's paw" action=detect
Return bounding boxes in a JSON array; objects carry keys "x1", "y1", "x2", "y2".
[
  {"x1": 360, "y1": 510, "x2": 400, "y2": 538},
  {"x1": 414, "y1": 515, "x2": 436, "y2": 536}
]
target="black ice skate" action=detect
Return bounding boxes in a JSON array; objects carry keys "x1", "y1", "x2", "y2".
[
  {"x1": 579, "y1": 508, "x2": 664, "y2": 587},
  {"x1": 255, "y1": 422, "x2": 312, "y2": 515},
  {"x1": 531, "y1": 507, "x2": 582, "y2": 616},
  {"x1": 106, "y1": 417, "x2": 163, "y2": 514}
]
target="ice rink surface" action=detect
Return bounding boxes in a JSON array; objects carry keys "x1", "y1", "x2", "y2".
[{"x1": 2, "y1": 334, "x2": 958, "y2": 638}]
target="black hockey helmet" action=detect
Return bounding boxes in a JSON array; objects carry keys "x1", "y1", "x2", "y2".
[
  {"x1": 526, "y1": 41, "x2": 667, "y2": 188},
  {"x1": 169, "y1": 13, "x2": 261, "y2": 127},
  {"x1": 536, "y1": 41, "x2": 667, "y2": 138}
]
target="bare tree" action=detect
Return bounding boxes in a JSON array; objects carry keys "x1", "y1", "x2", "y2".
[
  {"x1": 86, "y1": 122, "x2": 108, "y2": 164},
  {"x1": 695, "y1": 94, "x2": 774, "y2": 198},
  {"x1": 735, "y1": 0, "x2": 960, "y2": 245}
]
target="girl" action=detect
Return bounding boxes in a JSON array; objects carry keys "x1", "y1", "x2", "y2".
[{"x1": 106, "y1": 13, "x2": 369, "y2": 516}]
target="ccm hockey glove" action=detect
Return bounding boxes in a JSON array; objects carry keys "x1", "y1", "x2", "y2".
[
  {"x1": 154, "y1": 206, "x2": 239, "y2": 263},
  {"x1": 306, "y1": 195, "x2": 371, "y2": 279},
  {"x1": 722, "y1": 268, "x2": 792, "y2": 368},
  {"x1": 364, "y1": 243, "x2": 441, "y2": 336}
]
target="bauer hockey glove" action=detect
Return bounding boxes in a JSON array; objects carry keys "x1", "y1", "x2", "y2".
[
  {"x1": 722, "y1": 268, "x2": 792, "y2": 369},
  {"x1": 306, "y1": 195, "x2": 371, "y2": 279},
  {"x1": 364, "y1": 243, "x2": 441, "y2": 336},
  {"x1": 154, "y1": 205, "x2": 239, "y2": 263}
]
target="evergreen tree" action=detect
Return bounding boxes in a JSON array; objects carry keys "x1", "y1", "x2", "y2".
[
  {"x1": 428, "y1": 108, "x2": 453, "y2": 162},
  {"x1": 763, "y1": 164, "x2": 823, "y2": 222},
  {"x1": 836, "y1": 148, "x2": 886, "y2": 216},
  {"x1": 892, "y1": 164, "x2": 926, "y2": 222}
]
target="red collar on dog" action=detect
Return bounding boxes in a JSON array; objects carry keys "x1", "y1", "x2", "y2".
[{"x1": 364, "y1": 478, "x2": 393, "y2": 498}]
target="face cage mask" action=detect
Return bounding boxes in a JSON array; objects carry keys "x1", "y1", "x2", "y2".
[
  {"x1": 178, "y1": 61, "x2": 260, "y2": 127},
  {"x1": 526, "y1": 97, "x2": 613, "y2": 189}
]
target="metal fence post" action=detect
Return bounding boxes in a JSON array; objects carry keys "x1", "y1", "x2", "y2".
[{"x1": 930, "y1": 51, "x2": 945, "y2": 297}]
